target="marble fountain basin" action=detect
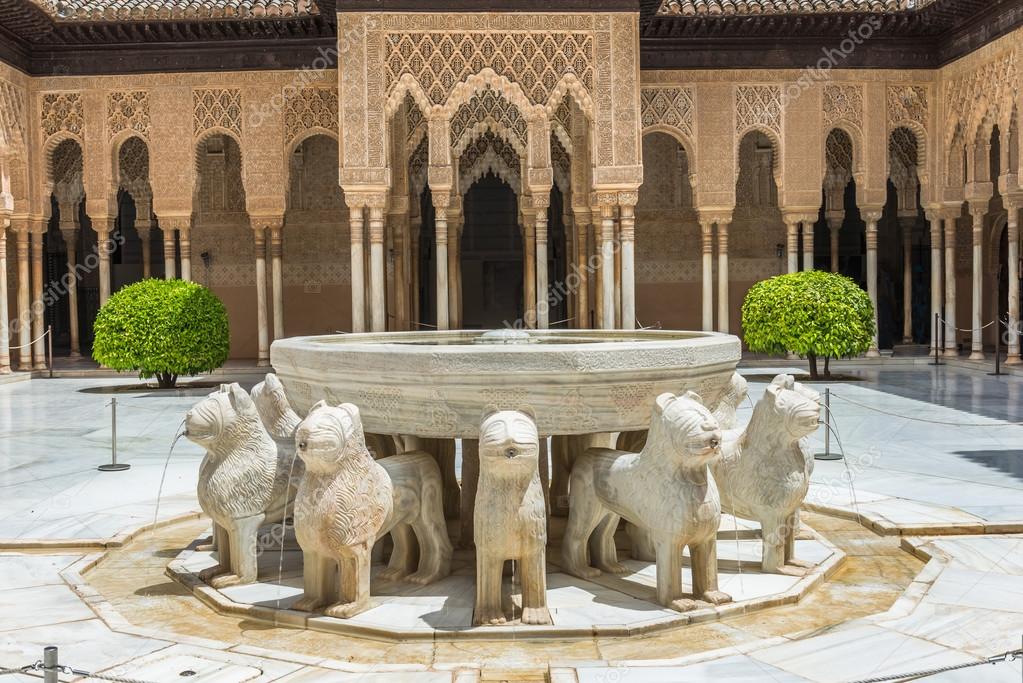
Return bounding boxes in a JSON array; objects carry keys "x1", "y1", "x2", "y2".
[{"x1": 270, "y1": 329, "x2": 742, "y2": 438}]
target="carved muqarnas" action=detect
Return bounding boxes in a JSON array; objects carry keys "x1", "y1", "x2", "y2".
[
  {"x1": 291, "y1": 402, "x2": 452, "y2": 619},
  {"x1": 562, "y1": 392, "x2": 731, "y2": 612},
  {"x1": 473, "y1": 410, "x2": 551, "y2": 626},
  {"x1": 715, "y1": 374, "x2": 820, "y2": 575},
  {"x1": 185, "y1": 383, "x2": 299, "y2": 588}
]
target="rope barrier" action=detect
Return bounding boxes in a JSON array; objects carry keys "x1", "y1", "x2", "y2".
[
  {"x1": 935, "y1": 315, "x2": 998, "y2": 335},
  {"x1": 847, "y1": 648, "x2": 1021, "y2": 683},
  {"x1": 7, "y1": 328, "x2": 51, "y2": 351},
  {"x1": 0, "y1": 659, "x2": 159, "y2": 683},
  {"x1": 829, "y1": 391, "x2": 1023, "y2": 427}
]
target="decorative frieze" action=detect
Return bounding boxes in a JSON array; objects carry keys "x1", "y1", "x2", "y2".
[
  {"x1": 822, "y1": 84, "x2": 862, "y2": 127},
  {"x1": 641, "y1": 86, "x2": 695, "y2": 139},
  {"x1": 41, "y1": 92, "x2": 84, "y2": 139},
  {"x1": 886, "y1": 84, "x2": 928, "y2": 128},
  {"x1": 283, "y1": 87, "x2": 338, "y2": 144},
  {"x1": 108, "y1": 90, "x2": 151, "y2": 139},
  {"x1": 193, "y1": 88, "x2": 242, "y2": 137},
  {"x1": 735, "y1": 85, "x2": 782, "y2": 136}
]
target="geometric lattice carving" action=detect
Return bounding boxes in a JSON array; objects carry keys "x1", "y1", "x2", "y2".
[
  {"x1": 0, "y1": 80, "x2": 27, "y2": 155},
  {"x1": 41, "y1": 92, "x2": 84, "y2": 139},
  {"x1": 283, "y1": 87, "x2": 338, "y2": 144},
  {"x1": 406, "y1": 92, "x2": 425, "y2": 143},
  {"x1": 385, "y1": 31, "x2": 594, "y2": 106},
  {"x1": 450, "y1": 84, "x2": 527, "y2": 153},
  {"x1": 553, "y1": 96, "x2": 571, "y2": 137},
  {"x1": 887, "y1": 85, "x2": 928, "y2": 127},
  {"x1": 945, "y1": 50, "x2": 1017, "y2": 142},
  {"x1": 108, "y1": 90, "x2": 151, "y2": 139},
  {"x1": 889, "y1": 126, "x2": 919, "y2": 171},
  {"x1": 409, "y1": 134, "x2": 429, "y2": 195},
  {"x1": 551, "y1": 135, "x2": 570, "y2": 191},
  {"x1": 641, "y1": 87, "x2": 694, "y2": 139},
  {"x1": 825, "y1": 128, "x2": 853, "y2": 174},
  {"x1": 823, "y1": 84, "x2": 862, "y2": 127},
  {"x1": 459, "y1": 130, "x2": 521, "y2": 192},
  {"x1": 51, "y1": 138, "x2": 83, "y2": 186},
  {"x1": 735, "y1": 85, "x2": 782, "y2": 136},
  {"x1": 118, "y1": 136, "x2": 150, "y2": 187},
  {"x1": 193, "y1": 88, "x2": 242, "y2": 137}
]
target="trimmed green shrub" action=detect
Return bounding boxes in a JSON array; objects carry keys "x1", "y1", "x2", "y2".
[
  {"x1": 93, "y1": 279, "x2": 230, "y2": 388},
  {"x1": 741, "y1": 270, "x2": 874, "y2": 380}
]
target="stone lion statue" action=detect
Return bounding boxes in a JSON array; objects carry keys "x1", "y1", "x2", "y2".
[
  {"x1": 185, "y1": 383, "x2": 298, "y2": 588},
  {"x1": 473, "y1": 410, "x2": 551, "y2": 626},
  {"x1": 714, "y1": 374, "x2": 820, "y2": 575},
  {"x1": 562, "y1": 391, "x2": 731, "y2": 612},
  {"x1": 252, "y1": 373, "x2": 305, "y2": 484},
  {"x1": 291, "y1": 402, "x2": 452, "y2": 619}
]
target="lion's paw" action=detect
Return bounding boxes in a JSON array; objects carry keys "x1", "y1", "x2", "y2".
[
  {"x1": 520, "y1": 606, "x2": 552, "y2": 626},
  {"x1": 197, "y1": 565, "x2": 224, "y2": 582},
  {"x1": 565, "y1": 564, "x2": 601, "y2": 580},
  {"x1": 702, "y1": 590, "x2": 732, "y2": 605},
  {"x1": 209, "y1": 573, "x2": 242, "y2": 589},
  {"x1": 473, "y1": 606, "x2": 507, "y2": 626},
  {"x1": 375, "y1": 567, "x2": 408, "y2": 583},
  {"x1": 597, "y1": 561, "x2": 630, "y2": 576},
  {"x1": 406, "y1": 569, "x2": 445, "y2": 585},
  {"x1": 291, "y1": 595, "x2": 325, "y2": 613},
  {"x1": 670, "y1": 598, "x2": 699, "y2": 612},
  {"x1": 324, "y1": 600, "x2": 369, "y2": 619}
]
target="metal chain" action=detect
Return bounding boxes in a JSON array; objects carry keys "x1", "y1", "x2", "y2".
[
  {"x1": 829, "y1": 391, "x2": 1023, "y2": 427},
  {"x1": 848, "y1": 649, "x2": 1021, "y2": 683},
  {"x1": 0, "y1": 660, "x2": 157, "y2": 683}
]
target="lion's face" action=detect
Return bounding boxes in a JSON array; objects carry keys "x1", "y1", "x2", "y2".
[
  {"x1": 655, "y1": 392, "x2": 723, "y2": 467},
  {"x1": 294, "y1": 402, "x2": 363, "y2": 470},
  {"x1": 185, "y1": 383, "x2": 254, "y2": 448},
  {"x1": 768, "y1": 375, "x2": 821, "y2": 439},
  {"x1": 480, "y1": 410, "x2": 539, "y2": 471}
]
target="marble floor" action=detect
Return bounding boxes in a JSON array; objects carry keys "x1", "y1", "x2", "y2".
[{"x1": 1, "y1": 365, "x2": 1022, "y2": 681}]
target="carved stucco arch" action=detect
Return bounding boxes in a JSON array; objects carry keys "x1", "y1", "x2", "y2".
[
  {"x1": 945, "y1": 122, "x2": 967, "y2": 189},
  {"x1": 384, "y1": 74, "x2": 436, "y2": 121},
  {"x1": 735, "y1": 125, "x2": 783, "y2": 192},
  {"x1": 888, "y1": 120, "x2": 928, "y2": 179},
  {"x1": 642, "y1": 125, "x2": 698, "y2": 204},
  {"x1": 40, "y1": 131, "x2": 86, "y2": 217},
  {"x1": 452, "y1": 118, "x2": 527, "y2": 161},
  {"x1": 823, "y1": 123, "x2": 867, "y2": 206},
  {"x1": 284, "y1": 129, "x2": 340, "y2": 203},
  {"x1": 459, "y1": 148, "x2": 521, "y2": 195},
  {"x1": 111, "y1": 131, "x2": 153, "y2": 203},
  {"x1": 192, "y1": 126, "x2": 247, "y2": 207},
  {"x1": 544, "y1": 73, "x2": 595, "y2": 124}
]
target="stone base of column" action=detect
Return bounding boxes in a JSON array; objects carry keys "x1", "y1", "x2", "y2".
[
  {"x1": 68, "y1": 351, "x2": 81, "y2": 360},
  {"x1": 865, "y1": 348, "x2": 881, "y2": 358},
  {"x1": 944, "y1": 348, "x2": 959, "y2": 358},
  {"x1": 257, "y1": 358, "x2": 271, "y2": 368},
  {"x1": 1004, "y1": 355, "x2": 1021, "y2": 365},
  {"x1": 968, "y1": 350, "x2": 985, "y2": 361}
]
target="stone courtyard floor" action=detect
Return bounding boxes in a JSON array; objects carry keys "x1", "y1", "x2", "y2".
[{"x1": 1, "y1": 363, "x2": 1022, "y2": 681}]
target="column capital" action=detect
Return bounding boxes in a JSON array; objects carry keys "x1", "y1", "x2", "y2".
[
  {"x1": 250, "y1": 215, "x2": 284, "y2": 234},
  {"x1": 91, "y1": 216, "x2": 115, "y2": 236},
  {"x1": 345, "y1": 192, "x2": 387, "y2": 211},
  {"x1": 158, "y1": 215, "x2": 191, "y2": 233},
  {"x1": 862, "y1": 208, "x2": 884, "y2": 224},
  {"x1": 617, "y1": 190, "x2": 639, "y2": 209}
]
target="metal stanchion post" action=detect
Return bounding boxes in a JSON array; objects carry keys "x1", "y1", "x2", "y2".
[
  {"x1": 43, "y1": 646, "x2": 57, "y2": 683},
  {"x1": 47, "y1": 325, "x2": 53, "y2": 378},
  {"x1": 815, "y1": 388, "x2": 841, "y2": 461},
  {"x1": 930, "y1": 313, "x2": 943, "y2": 366},
  {"x1": 990, "y1": 318, "x2": 1004, "y2": 377},
  {"x1": 98, "y1": 397, "x2": 130, "y2": 472}
]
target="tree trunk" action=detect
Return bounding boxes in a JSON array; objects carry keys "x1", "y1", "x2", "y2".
[
  {"x1": 824, "y1": 356, "x2": 831, "y2": 379},
  {"x1": 807, "y1": 352, "x2": 820, "y2": 381},
  {"x1": 156, "y1": 372, "x2": 178, "y2": 389}
]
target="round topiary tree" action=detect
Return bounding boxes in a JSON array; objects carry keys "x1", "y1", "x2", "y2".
[
  {"x1": 741, "y1": 270, "x2": 874, "y2": 380},
  {"x1": 93, "y1": 279, "x2": 230, "y2": 388}
]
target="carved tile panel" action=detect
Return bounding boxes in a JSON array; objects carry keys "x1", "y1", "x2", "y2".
[
  {"x1": 108, "y1": 90, "x2": 151, "y2": 139},
  {"x1": 41, "y1": 92, "x2": 84, "y2": 139}
]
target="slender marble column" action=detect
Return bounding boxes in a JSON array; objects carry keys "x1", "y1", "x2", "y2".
[
  {"x1": 30, "y1": 226, "x2": 46, "y2": 369},
  {"x1": 60, "y1": 227, "x2": 81, "y2": 359},
  {"x1": 523, "y1": 217, "x2": 536, "y2": 328},
  {"x1": 592, "y1": 219, "x2": 603, "y2": 329},
  {"x1": 717, "y1": 222, "x2": 729, "y2": 334},
  {"x1": 14, "y1": 226, "x2": 29, "y2": 370},
  {"x1": 434, "y1": 200, "x2": 450, "y2": 331},
  {"x1": 619, "y1": 198, "x2": 636, "y2": 331},
  {"x1": 161, "y1": 224, "x2": 176, "y2": 280},
  {"x1": 865, "y1": 213, "x2": 881, "y2": 357},
  {"x1": 700, "y1": 219, "x2": 714, "y2": 332},
  {"x1": 828, "y1": 217, "x2": 841, "y2": 273},
  {"x1": 410, "y1": 217, "x2": 421, "y2": 328},
  {"x1": 369, "y1": 206, "x2": 386, "y2": 333},
  {"x1": 944, "y1": 213, "x2": 958, "y2": 357},
  {"x1": 253, "y1": 224, "x2": 270, "y2": 366},
  {"x1": 270, "y1": 224, "x2": 284, "y2": 340},
  {"x1": 1007, "y1": 203, "x2": 1021, "y2": 364},
  {"x1": 178, "y1": 223, "x2": 192, "y2": 282},
  {"x1": 394, "y1": 217, "x2": 407, "y2": 331},
  {"x1": 0, "y1": 223, "x2": 9, "y2": 373},
  {"x1": 575, "y1": 214, "x2": 589, "y2": 329},
  {"x1": 535, "y1": 206, "x2": 550, "y2": 329},
  {"x1": 447, "y1": 217, "x2": 459, "y2": 330},
  {"x1": 785, "y1": 218, "x2": 799, "y2": 274},
  {"x1": 599, "y1": 202, "x2": 616, "y2": 330},
  {"x1": 348, "y1": 203, "x2": 366, "y2": 333},
  {"x1": 969, "y1": 209, "x2": 986, "y2": 361},
  {"x1": 927, "y1": 212, "x2": 943, "y2": 355},
  {"x1": 901, "y1": 218, "x2": 914, "y2": 343},
  {"x1": 613, "y1": 218, "x2": 622, "y2": 328},
  {"x1": 137, "y1": 222, "x2": 152, "y2": 280},
  {"x1": 802, "y1": 221, "x2": 814, "y2": 271}
]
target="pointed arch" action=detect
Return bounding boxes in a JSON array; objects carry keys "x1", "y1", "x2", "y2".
[
  {"x1": 735, "y1": 125, "x2": 782, "y2": 189},
  {"x1": 544, "y1": 73, "x2": 595, "y2": 123}
]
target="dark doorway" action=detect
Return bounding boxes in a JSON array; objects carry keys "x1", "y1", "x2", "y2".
[{"x1": 460, "y1": 174, "x2": 523, "y2": 329}]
